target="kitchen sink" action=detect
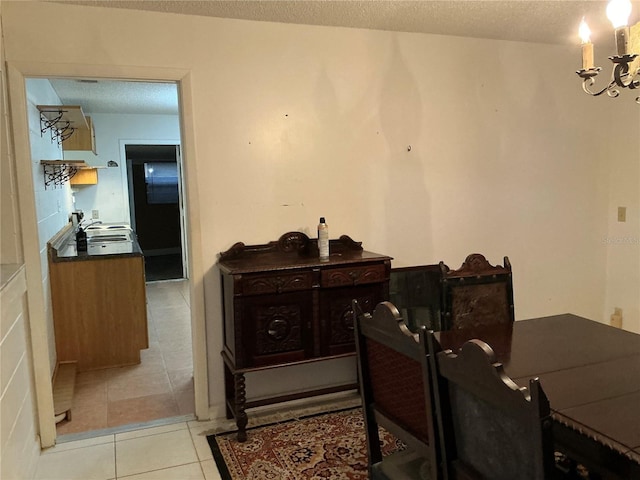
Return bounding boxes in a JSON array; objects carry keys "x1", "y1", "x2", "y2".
[
  {"x1": 85, "y1": 224, "x2": 132, "y2": 239},
  {"x1": 88, "y1": 234, "x2": 130, "y2": 243},
  {"x1": 86, "y1": 224, "x2": 129, "y2": 231}
]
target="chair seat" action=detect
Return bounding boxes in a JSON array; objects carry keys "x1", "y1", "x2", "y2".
[{"x1": 372, "y1": 449, "x2": 434, "y2": 480}]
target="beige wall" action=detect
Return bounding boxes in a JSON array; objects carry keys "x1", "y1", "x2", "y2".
[
  {"x1": 2, "y1": 1, "x2": 639, "y2": 424},
  {"x1": 0, "y1": 269, "x2": 40, "y2": 480},
  {"x1": 1, "y1": 5, "x2": 41, "y2": 478}
]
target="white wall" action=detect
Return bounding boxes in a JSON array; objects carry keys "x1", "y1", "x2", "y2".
[
  {"x1": 25, "y1": 78, "x2": 73, "y2": 376},
  {"x1": 73, "y1": 113, "x2": 180, "y2": 224},
  {"x1": 3, "y1": 1, "x2": 639, "y2": 419}
]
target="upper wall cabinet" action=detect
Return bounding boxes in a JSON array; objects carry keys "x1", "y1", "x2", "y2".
[
  {"x1": 37, "y1": 105, "x2": 88, "y2": 145},
  {"x1": 62, "y1": 116, "x2": 96, "y2": 154}
]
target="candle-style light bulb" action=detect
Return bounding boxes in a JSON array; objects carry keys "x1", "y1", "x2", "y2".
[
  {"x1": 579, "y1": 18, "x2": 595, "y2": 69},
  {"x1": 607, "y1": 0, "x2": 633, "y2": 55},
  {"x1": 607, "y1": 0, "x2": 632, "y2": 28},
  {"x1": 579, "y1": 18, "x2": 592, "y2": 43}
]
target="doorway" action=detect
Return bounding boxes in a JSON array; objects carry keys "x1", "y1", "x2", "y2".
[
  {"x1": 126, "y1": 144, "x2": 185, "y2": 281},
  {"x1": 10, "y1": 64, "x2": 208, "y2": 448},
  {"x1": 16, "y1": 76, "x2": 206, "y2": 438}
]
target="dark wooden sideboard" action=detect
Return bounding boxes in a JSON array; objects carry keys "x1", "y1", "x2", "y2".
[{"x1": 218, "y1": 231, "x2": 391, "y2": 441}]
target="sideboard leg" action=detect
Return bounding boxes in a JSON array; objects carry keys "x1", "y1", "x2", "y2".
[
  {"x1": 224, "y1": 363, "x2": 234, "y2": 419},
  {"x1": 234, "y1": 373, "x2": 248, "y2": 442}
]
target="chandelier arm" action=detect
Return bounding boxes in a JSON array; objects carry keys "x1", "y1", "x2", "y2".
[
  {"x1": 579, "y1": 74, "x2": 619, "y2": 97},
  {"x1": 628, "y1": 68, "x2": 640, "y2": 90}
]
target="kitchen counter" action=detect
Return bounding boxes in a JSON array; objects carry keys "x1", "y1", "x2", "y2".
[
  {"x1": 49, "y1": 223, "x2": 143, "y2": 262},
  {"x1": 48, "y1": 222, "x2": 149, "y2": 371}
]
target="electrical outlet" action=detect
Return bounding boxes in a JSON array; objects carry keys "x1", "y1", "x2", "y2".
[
  {"x1": 610, "y1": 307, "x2": 623, "y2": 329},
  {"x1": 618, "y1": 206, "x2": 626, "y2": 222},
  {"x1": 92, "y1": 209, "x2": 99, "y2": 219}
]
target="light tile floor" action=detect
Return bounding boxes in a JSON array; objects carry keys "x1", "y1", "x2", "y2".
[
  {"x1": 40, "y1": 277, "x2": 362, "y2": 479},
  {"x1": 36, "y1": 389, "x2": 361, "y2": 479},
  {"x1": 36, "y1": 421, "x2": 222, "y2": 480},
  {"x1": 56, "y1": 280, "x2": 194, "y2": 436}
]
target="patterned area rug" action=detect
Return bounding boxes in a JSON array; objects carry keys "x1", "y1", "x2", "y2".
[{"x1": 207, "y1": 408, "x2": 404, "y2": 480}]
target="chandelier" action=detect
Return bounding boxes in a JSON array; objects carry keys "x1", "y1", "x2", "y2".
[{"x1": 577, "y1": 0, "x2": 640, "y2": 103}]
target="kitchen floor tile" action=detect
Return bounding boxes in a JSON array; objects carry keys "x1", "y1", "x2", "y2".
[
  {"x1": 56, "y1": 279, "x2": 193, "y2": 438},
  {"x1": 106, "y1": 353, "x2": 168, "y2": 383},
  {"x1": 74, "y1": 378, "x2": 108, "y2": 404},
  {"x1": 161, "y1": 349, "x2": 193, "y2": 371},
  {"x1": 75, "y1": 369, "x2": 110, "y2": 386},
  {"x1": 167, "y1": 368, "x2": 193, "y2": 390},
  {"x1": 108, "y1": 372, "x2": 172, "y2": 402},
  {"x1": 108, "y1": 393, "x2": 180, "y2": 427},
  {"x1": 175, "y1": 389, "x2": 195, "y2": 415},
  {"x1": 56, "y1": 401, "x2": 109, "y2": 435}
]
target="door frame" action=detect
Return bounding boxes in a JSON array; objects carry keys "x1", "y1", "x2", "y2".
[
  {"x1": 123, "y1": 141, "x2": 187, "y2": 278},
  {"x1": 7, "y1": 61, "x2": 209, "y2": 447}
]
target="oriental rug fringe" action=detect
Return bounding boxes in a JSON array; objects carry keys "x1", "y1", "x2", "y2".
[{"x1": 207, "y1": 408, "x2": 404, "y2": 480}]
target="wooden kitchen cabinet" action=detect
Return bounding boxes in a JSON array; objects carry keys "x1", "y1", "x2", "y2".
[
  {"x1": 62, "y1": 115, "x2": 96, "y2": 154},
  {"x1": 218, "y1": 231, "x2": 391, "y2": 441},
  {"x1": 48, "y1": 248, "x2": 148, "y2": 371},
  {"x1": 70, "y1": 168, "x2": 98, "y2": 185}
]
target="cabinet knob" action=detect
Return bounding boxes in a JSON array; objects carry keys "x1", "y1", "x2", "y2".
[
  {"x1": 267, "y1": 318, "x2": 289, "y2": 340},
  {"x1": 349, "y1": 271, "x2": 358, "y2": 285}
]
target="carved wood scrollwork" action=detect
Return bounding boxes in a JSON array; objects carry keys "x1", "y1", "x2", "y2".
[
  {"x1": 219, "y1": 241, "x2": 246, "y2": 260},
  {"x1": 219, "y1": 232, "x2": 364, "y2": 261},
  {"x1": 441, "y1": 253, "x2": 511, "y2": 279},
  {"x1": 277, "y1": 231, "x2": 310, "y2": 253},
  {"x1": 329, "y1": 295, "x2": 374, "y2": 345},
  {"x1": 337, "y1": 235, "x2": 363, "y2": 251},
  {"x1": 322, "y1": 265, "x2": 386, "y2": 287},
  {"x1": 242, "y1": 273, "x2": 312, "y2": 295},
  {"x1": 256, "y1": 305, "x2": 302, "y2": 355}
]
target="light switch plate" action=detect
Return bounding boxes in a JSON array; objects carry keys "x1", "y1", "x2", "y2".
[
  {"x1": 92, "y1": 209, "x2": 99, "y2": 219},
  {"x1": 618, "y1": 207, "x2": 626, "y2": 222}
]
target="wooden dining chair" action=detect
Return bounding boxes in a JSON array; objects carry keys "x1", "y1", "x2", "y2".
[
  {"x1": 389, "y1": 265, "x2": 442, "y2": 332},
  {"x1": 439, "y1": 253, "x2": 514, "y2": 331},
  {"x1": 427, "y1": 332, "x2": 556, "y2": 480},
  {"x1": 353, "y1": 300, "x2": 441, "y2": 479}
]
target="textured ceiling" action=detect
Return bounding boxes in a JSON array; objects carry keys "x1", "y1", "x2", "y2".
[
  {"x1": 55, "y1": 0, "x2": 640, "y2": 46},
  {"x1": 46, "y1": 0, "x2": 640, "y2": 114},
  {"x1": 49, "y1": 79, "x2": 179, "y2": 115}
]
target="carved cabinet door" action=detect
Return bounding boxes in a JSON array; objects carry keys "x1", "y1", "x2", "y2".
[
  {"x1": 242, "y1": 291, "x2": 314, "y2": 368},
  {"x1": 319, "y1": 284, "x2": 384, "y2": 357}
]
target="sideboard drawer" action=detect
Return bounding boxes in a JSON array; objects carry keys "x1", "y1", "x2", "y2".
[
  {"x1": 241, "y1": 271, "x2": 313, "y2": 295},
  {"x1": 321, "y1": 264, "x2": 387, "y2": 288}
]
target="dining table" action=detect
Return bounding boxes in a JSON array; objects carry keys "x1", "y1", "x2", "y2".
[{"x1": 434, "y1": 313, "x2": 640, "y2": 480}]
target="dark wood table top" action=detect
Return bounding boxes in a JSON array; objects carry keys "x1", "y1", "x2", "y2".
[{"x1": 434, "y1": 314, "x2": 640, "y2": 478}]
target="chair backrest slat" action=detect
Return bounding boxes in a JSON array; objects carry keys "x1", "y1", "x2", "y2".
[
  {"x1": 427, "y1": 334, "x2": 554, "y2": 480},
  {"x1": 354, "y1": 300, "x2": 440, "y2": 479},
  {"x1": 440, "y1": 254, "x2": 514, "y2": 331}
]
